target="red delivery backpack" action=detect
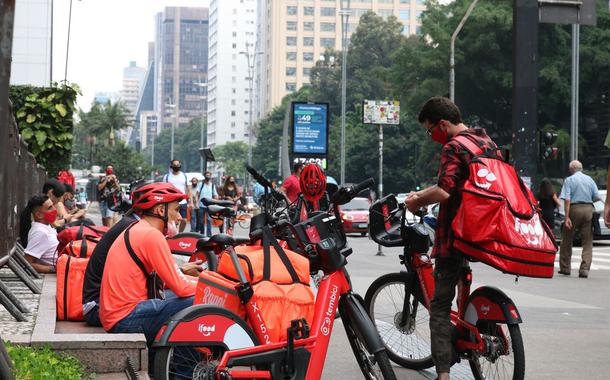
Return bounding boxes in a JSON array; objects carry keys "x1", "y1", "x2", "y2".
[
  {"x1": 57, "y1": 225, "x2": 108, "y2": 253},
  {"x1": 60, "y1": 236, "x2": 99, "y2": 259},
  {"x1": 451, "y1": 135, "x2": 558, "y2": 278},
  {"x1": 196, "y1": 228, "x2": 314, "y2": 343},
  {"x1": 56, "y1": 254, "x2": 88, "y2": 321}
]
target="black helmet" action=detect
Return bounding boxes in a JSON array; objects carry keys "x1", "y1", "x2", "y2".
[{"x1": 369, "y1": 195, "x2": 405, "y2": 247}]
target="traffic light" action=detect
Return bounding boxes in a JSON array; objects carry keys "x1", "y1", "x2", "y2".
[{"x1": 540, "y1": 131, "x2": 558, "y2": 160}]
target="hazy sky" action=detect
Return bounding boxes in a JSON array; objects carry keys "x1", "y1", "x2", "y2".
[{"x1": 51, "y1": 0, "x2": 210, "y2": 111}]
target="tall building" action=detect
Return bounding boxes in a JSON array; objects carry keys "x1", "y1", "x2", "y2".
[
  {"x1": 153, "y1": 7, "x2": 209, "y2": 133},
  {"x1": 10, "y1": 0, "x2": 52, "y2": 86},
  {"x1": 256, "y1": 0, "x2": 425, "y2": 118},
  {"x1": 121, "y1": 61, "x2": 147, "y2": 120},
  {"x1": 207, "y1": 0, "x2": 257, "y2": 147}
]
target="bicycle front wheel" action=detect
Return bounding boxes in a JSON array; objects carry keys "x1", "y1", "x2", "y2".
[
  {"x1": 364, "y1": 272, "x2": 433, "y2": 370},
  {"x1": 469, "y1": 323, "x2": 525, "y2": 380}
]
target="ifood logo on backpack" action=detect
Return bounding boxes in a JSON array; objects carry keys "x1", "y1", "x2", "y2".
[
  {"x1": 475, "y1": 168, "x2": 497, "y2": 190},
  {"x1": 514, "y1": 216, "x2": 544, "y2": 246}
]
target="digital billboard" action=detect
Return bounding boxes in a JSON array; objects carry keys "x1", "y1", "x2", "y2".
[{"x1": 291, "y1": 102, "x2": 329, "y2": 156}]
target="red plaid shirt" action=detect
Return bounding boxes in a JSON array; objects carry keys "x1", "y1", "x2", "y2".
[{"x1": 433, "y1": 128, "x2": 497, "y2": 258}]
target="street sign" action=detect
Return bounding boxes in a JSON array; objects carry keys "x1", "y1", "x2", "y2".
[
  {"x1": 362, "y1": 100, "x2": 400, "y2": 125},
  {"x1": 539, "y1": 0, "x2": 597, "y2": 25},
  {"x1": 291, "y1": 102, "x2": 329, "y2": 156}
]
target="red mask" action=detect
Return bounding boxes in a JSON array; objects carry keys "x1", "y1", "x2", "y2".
[
  {"x1": 106, "y1": 168, "x2": 113, "y2": 175},
  {"x1": 431, "y1": 126, "x2": 449, "y2": 145},
  {"x1": 43, "y1": 209, "x2": 58, "y2": 224}
]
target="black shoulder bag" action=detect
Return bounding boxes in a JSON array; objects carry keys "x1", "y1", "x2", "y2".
[{"x1": 124, "y1": 225, "x2": 165, "y2": 300}]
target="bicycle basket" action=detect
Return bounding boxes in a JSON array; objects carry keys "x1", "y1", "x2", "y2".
[
  {"x1": 294, "y1": 212, "x2": 347, "y2": 250},
  {"x1": 369, "y1": 194, "x2": 405, "y2": 247}
]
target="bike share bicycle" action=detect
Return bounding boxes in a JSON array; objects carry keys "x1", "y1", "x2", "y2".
[
  {"x1": 365, "y1": 194, "x2": 525, "y2": 380},
  {"x1": 151, "y1": 167, "x2": 397, "y2": 380}
]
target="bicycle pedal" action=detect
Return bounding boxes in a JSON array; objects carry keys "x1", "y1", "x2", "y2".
[{"x1": 288, "y1": 318, "x2": 310, "y2": 340}]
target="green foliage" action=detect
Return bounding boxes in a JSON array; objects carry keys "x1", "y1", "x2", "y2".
[
  {"x1": 142, "y1": 118, "x2": 206, "y2": 174},
  {"x1": 93, "y1": 141, "x2": 152, "y2": 183},
  {"x1": 5, "y1": 342, "x2": 93, "y2": 380},
  {"x1": 213, "y1": 142, "x2": 249, "y2": 179},
  {"x1": 78, "y1": 100, "x2": 131, "y2": 142},
  {"x1": 9, "y1": 82, "x2": 80, "y2": 175}
]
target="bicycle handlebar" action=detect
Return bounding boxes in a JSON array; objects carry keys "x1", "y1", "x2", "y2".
[{"x1": 331, "y1": 178, "x2": 375, "y2": 206}]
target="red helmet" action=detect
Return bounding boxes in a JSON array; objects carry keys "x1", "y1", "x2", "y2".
[
  {"x1": 299, "y1": 163, "x2": 326, "y2": 202},
  {"x1": 131, "y1": 182, "x2": 187, "y2": 210}
]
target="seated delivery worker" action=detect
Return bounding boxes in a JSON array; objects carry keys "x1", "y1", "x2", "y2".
[
  {"x1": 83, "y1": 183, "x2": 202, "y2": 327},
  {"x1": 99, "y1": 183, "x2": 198, "y2": 344}
]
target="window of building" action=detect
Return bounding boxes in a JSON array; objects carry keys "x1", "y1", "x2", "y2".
[
  {"x1": 231, "y1": 133, "x2": 236, "y2": 139},
  {"x1": 232, "y1": 43, "x2": 237, "y2": 48},
  {"x1": 402, "y1": 25, "x2": 410, "y2": 35},
  {"x1": 286, "y1": 67, "x2": 297, "y2": 76},
  {"x1": 287, "y1": 36, "x2": 297, "y2": 46},
  {"x1": 232, "y1": 32, "x2": 237, "y2": 37},
  {"x1": 231, "y1": 110, "x2": 236, "y2": 116},
  {"x1": 378, "y1": 0, "x2": 393, "y2": 3},
  {"x1": 303, "y1": 52, "x2": 314, "y2": 61},
  {"x1": 232, "y1": 88, "x2": 236, "y2": 94},
  {"x1": 416, "y1": 11, "x2": 423, "y2": 20},
  {"x1": 320, "y1": 22, "x2": 335, "y2": 32},
  {"x1": 287, "y1": 6, "x2": 297, "y2": 15},
  {"x1": 416, "y1": 25, "x2": 422, "y2": 35},
  {"x1": 286, "y1": 82, "x2": 297, "y2": 92},
  {"x1": 320, "y1": 7, "x2": 335, "y2": 17},
  {"x1": 287, "y1": 21, "x2": 297, "y2": 31},
  {"x1": 231, "y1": 99, "x2": 236, "y2": 105},
  {"x1": 303, "y1": 37, "x2": 314, "y2": 46},
  {"x1": 232, "y1": 65, "x2": 237, "y2": 72},
  {"x1": 303, "y1": 21, "x2": 314, "y2": 31},
  {"x1": 231, "y1": 121, "x2": 236, "y2": 127},
  {"x1": 399, "y1": 10, "x2": 410, "y2": 20},
  {"x1": 320, "y1": 38, "x2": 335, "y2": 47},
  {"x1": 303, "y1": 67, "x2": 312, "y2": 76},
  {"x1": 304, "y1": 6, "x2": 314, "y2": 16},
  {"x1": 417, "y1": 0, "x2": 425, "y2": 4},
  {"x1": 378, "y1": 9, "x2": 393, "y2": 19},
  {"x1": 287, "y1": 51, "x2": 297, "y2": 61}
]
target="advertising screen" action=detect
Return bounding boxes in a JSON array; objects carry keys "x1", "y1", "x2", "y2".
[
  {"x1": 292, "y1": 103, "x2": 329, "y2": 155},
  {"x1": 363, "y1": 100, "x2": 400, "y2": 125}
]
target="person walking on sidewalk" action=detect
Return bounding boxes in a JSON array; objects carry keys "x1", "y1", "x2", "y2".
[
  {"x1": 163, "y1": 159, "x2": 193, "y2": 232},
  {"x1": 198, "y1": 171, "x2": 218, "y2": 237},
  {"x1": 558, "y1": 160, "x2": 602, "y2": 278}
]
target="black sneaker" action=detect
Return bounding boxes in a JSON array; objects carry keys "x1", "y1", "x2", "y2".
[{"x1": 558, "y1": 270, "x2": 571, "y2": 276}]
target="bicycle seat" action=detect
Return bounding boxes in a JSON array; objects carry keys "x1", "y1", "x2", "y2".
[
  {"x1": 206, "y1": 234, "x2": 250, "y2": 248},
  {"x1": 201, "y1": 197, "x2": 234, "y2": 207},
  {"x1": 207, "y1": 205, "x2": 236, "y2": 217}
]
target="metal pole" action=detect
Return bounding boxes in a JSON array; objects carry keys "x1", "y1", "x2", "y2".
[
  {"x1": 278, "y1": 137, "x2": 282, "y2": 177},
  {"x1": 339, "y1": 0, "x2": 351, "y2": 185},
  {"x1": 248, "y1": 53, "x2": 254, "y2": 191},
  {"x1": 200, "y1": 97, "x2": 204, "y2": 173},
  {"x1": 449, "y1": 0, "x2": 479, "y2": 102},
  {"x1": 151, "y1": 128, "x2": 155, "y2": 180},
  {"x1": 570, "y1": 24, "x2": 580, "y2": 161},
  {"x1": 376, "y1": 124, "x2": 384, "y2": 256},
  {"x1": 50, "y1": 0, "x2": 53, "y2": 84},
  {"x1": 64, "y1": 0, "x2": 73, "y2": 82}
]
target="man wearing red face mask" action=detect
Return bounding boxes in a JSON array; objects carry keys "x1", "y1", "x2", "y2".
[
  {"x1": 19, "y1": 195, "x2": 59, "y2": 273},
  {"x1": 98, "y1": 164, "x2": 121, "y2": 227},
  {"x1": 405, "y1": 97, "x2": 497, "y2": 380}
]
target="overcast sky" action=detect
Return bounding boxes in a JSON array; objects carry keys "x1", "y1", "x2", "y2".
[{"x1": 51, "y1": 0, "x2": 210, "y2": 111}]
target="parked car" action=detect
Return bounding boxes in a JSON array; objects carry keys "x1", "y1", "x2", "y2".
[
  {"x1": 552, "y1": 190, "x2": 609, "y2": 243},
  {"x1": 339, "y1": 197, "x2": 370, "y2": 236}
]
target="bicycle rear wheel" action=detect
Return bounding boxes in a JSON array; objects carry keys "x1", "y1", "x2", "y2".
[
  {"x1": 364, "y1": 272, "x2": 433, "y2": 370},
  {"x1": 154, "y1": 345, "x2": 224, "y2": 380},
  {"x1": 469, "y1": 323, "x2": 525, "y2": 380}
]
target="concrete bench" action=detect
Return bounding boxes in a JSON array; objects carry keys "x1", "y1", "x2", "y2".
[{"x1": 29, "y1": 275, "x2": 149, "y2": 375}]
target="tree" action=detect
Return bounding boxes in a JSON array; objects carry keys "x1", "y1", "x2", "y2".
[
  {"x1": 79, "y1": 100, "x2": 131, "y2": 144},
  {"x1": 213, "y1": 142, "x2": 249, "y2": 179}
]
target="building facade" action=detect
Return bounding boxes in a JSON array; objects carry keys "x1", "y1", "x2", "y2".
[
  {"x1": 206, "y1": 0, "x2": 257, "y2": 148},
  {"x1": 255, "y1": 0, "x2": 425, "y2": 119},
  {"x1": 153, "y1": 7, "x2": 209, "y2": 132},
  {"x1": 10, "y1": 0, "x2": 52, "y2": 86},
  {"x1": 121, "y1": 61, "x2": 147, "y2": 120}
]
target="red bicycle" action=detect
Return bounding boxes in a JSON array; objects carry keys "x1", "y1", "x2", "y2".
[
  {"x1": 365, "y1": 194, "x2": 525, "y2": 380},
  {"x1": 153, "y1": 179, "x2": 397, "y2": 380}
]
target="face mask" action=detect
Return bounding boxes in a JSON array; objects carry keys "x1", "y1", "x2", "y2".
[
  {"x1": 171, "y1": 165, "x2": 181, "y2": 172},
  {"x1": 64, "y1": 199, "x2": 75, "y2": 209},
  {"x1": 43, "y1": 209, "x2": 58, "y2": 224},
  {"x1": 166, "y1": 221, "x2": 179, "y2": 238},
  {"x1": 106, "y1": 168, "x2": 113, "y2": 175},
  {"x1": 192, "y1": 183, "x2": 197, "y2": 188},
  {"x1": 205, "y1": 176, "x2": 211, "y2": 181},
  {"x1": 430, "y1": 126, "x2": 449, "y2": 145}
]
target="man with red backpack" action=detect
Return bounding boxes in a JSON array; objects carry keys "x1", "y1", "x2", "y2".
[{"x1": 405, "y1": 97, "x2": 497, "y2": 380}]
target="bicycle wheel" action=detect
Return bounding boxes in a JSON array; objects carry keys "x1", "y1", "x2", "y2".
[
  {"x1": 364, "y1": 272, "x2": 433, "y2": 370},
  {"x1": 154, "y1": 345, "x2": 224, "y2": 380},
  {"x1": 469, "y1": 323, "x2": 525, "y2": 380},
  {"x1": 342, "y1": 316, "x2": 397, "y2": 380}
]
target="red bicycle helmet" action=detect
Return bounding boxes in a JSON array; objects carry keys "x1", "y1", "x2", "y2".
[
  {"x1": 299, "y1": 163, "x2": 327, "y2": 202},
  {"x1": 131, "y1": 182, "x2": 187, "y2": 210}
]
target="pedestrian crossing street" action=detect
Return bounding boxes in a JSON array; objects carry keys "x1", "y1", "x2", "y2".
[{"x1": 553, "y1": 243, "x2": 610, "y2": 271}]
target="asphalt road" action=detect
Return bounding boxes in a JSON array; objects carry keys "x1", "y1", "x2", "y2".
[{"x1": 320, "y1": 234, "x2": 610, "y2": 380}]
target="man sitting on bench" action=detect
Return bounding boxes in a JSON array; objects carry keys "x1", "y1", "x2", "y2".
[{"x1": 19, "y1": 195, "x2": 59, "y2": 273}]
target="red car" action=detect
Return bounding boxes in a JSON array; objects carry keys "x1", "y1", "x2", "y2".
[{"x1": 339, "y1": 197, "x2": 370, "y2": 236}]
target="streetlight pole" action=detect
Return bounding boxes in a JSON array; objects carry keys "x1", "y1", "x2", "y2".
[
  {"x1": 64, "y1": 0, "x2": 74, "y2": 82},
  {"x1": 165, "y1": 102, "x2": 176, "y2": 160},
  {"x1": 240, "y1": 46, "x2": 263, "y2": 189},
  {"x1": 339, "y1": 0, "x2": 351, "y2": 185},
  {"x1": 449, "y1": 0, "x2": 479, "y2": 101},
  {"x1": 195, "y1": 79, "x2": 208, "y2": 173}
]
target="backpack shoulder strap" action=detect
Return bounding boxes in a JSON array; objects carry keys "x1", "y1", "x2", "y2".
[
  {"x1": 183, "y1": 173, "x2": 188, "y2": 186},
  {"x1": 262, "y1": 226, "x2": 300, "y2": 284},
  {"x1": 453, "y1": 134, "x2": 484, "y2": 156},
  {"x1": 163, "y1": 174, "x2": 168, "y2": 182},
  {"x1": 123, "y1": 223, "x2": 148, "y2": 276}
]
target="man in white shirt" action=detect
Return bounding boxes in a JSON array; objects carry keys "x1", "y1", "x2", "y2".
[
  {"x1": 21, "y1": 195, "x2": 59, "y2": 273},
  {"x1": 198, "y1": 171, "x2": 218, "y2": 236},
  {"x1": 163, "y1": 159, "x2": 193, "y2": 232}
]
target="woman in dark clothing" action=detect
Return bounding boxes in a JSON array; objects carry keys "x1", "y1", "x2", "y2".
[
  {"x1": 221, "y1": 176, "x2": 241, "y2": 203},
  {"x1": 538, "y1": 178, "x2": 561, "y2": 228}
]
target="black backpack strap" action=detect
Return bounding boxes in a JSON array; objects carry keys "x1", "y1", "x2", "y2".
[
  {"x1": 76, "y1": 224, "x2": 85, "y2": 240},
  {"x1": 262, "y1": 226, "x2": 300, "y2": 284},
  {"x1": 123, "y1": 224, "x2": 149, "y2": 277}
]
